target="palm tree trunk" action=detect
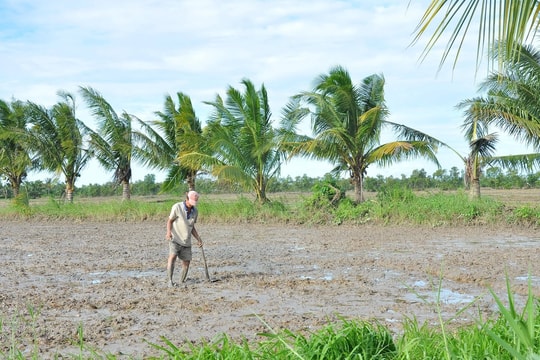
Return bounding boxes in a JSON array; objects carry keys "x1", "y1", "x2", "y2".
[
  {"x1": 255, "y1": 174, "x2": 268, "y2": 204},
  {"x1": 65, "y1": 182, "x2": 74, "y2": 203},
  {"x1": 122, "y1": 180, "x2": 131, "y2": 201},
  {"x1": 187, "y1": 172, "x2": 196, "y2": 191},
  {"x1": 256, "y1": 187, "x2": 268, "y2": 204},
  {"x1": 9, "y1": 176, "x2": 20, "y2": 198},
  {"x1": 11, "y1": 184, "x2": 19, "y2": 198},
  {"x1": 352, "y1": 174, "x2": 364, "y2": 204},
  {"x1": 467, "y1": 156, "x2": 481, "y2": 199},
  {"x1": 469, "y1": 178, "x2": 481, "y2": 199}
]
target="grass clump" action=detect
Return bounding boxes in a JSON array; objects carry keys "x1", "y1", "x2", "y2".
[
  {"x1": 264, "y1": 318, "x2": 396, "y2": 359},
  {"x1": 147, "y1": 317, "x2": 396, "y2": 360},
  {"x1": 200, "y1": 196, "x2": 292, "y2": 224},
  {"x1": 0, "y1": 188, "x2": 539, "y2": 227},
  {"x1": 0, "y1": 196, "x2": 174, "y2": 221},
  {"x1": 373, "y1": 190, "x2": 504, "y2": 225},
  {"x1": 508, "y1": 205, "x2": 540, "y2": 226}
]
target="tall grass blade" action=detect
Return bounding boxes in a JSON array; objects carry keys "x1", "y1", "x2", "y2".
[
  {"x1": 255, "y1": 313, "x2": 305, "y2": 359},
  {"x1": 146, "y1": 336, "x2": 185, "y2": 358},
  {"x1": 486, "y1": 274, "x2": 539, "y2": 359}
]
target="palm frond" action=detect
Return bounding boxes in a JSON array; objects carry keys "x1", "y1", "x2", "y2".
[
  {"x1": 411, "y1": 0, "x2": 540, "y2": 73},
  {"x1": 132, "y1": 117, "x2": 175, "y2": 169},
  {"x1": 369, "y1": 141, "x2": 441, "y2": 168},
  {"x1": 487, "y1": 153, "x2": 540, "y2": 172},
  {"x1": 470, "y1": 133, "x2": 498, "y2": 158},
  {"x1": 79, "y1": 86, "x2": 119, "y2": 129},
  {"x1": 464, "y1": 43, "x2": 540, "y2": 150}
]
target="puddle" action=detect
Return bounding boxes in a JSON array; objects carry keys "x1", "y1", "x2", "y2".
[
  {"x1": 84, "y1": 269, "x2": 162, "y2": 285},
  {"x1": 435, "y1": 235, "x2": 540, "y2": 249},
  {"x1": 403, "y1": 280, "x2": 475, "y2": 305},
  {"x1": 20, "y1": 269, "x2": 164, "y2": 287},
  {"x1": 88, "y1": 269, "x2": 160, "y2": 278},
  {"x1": 299, "y1": 272, "x2": 333, "y2": 281},
  {"x1": 515, "y1": 275, "x2": 540, "y2": 285}
]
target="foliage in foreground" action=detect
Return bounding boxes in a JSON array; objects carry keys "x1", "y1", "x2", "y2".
[{"x1": 3, "y1": 277, "x2": 540, "y2": 359}]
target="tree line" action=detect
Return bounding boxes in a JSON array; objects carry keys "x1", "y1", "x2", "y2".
[
  {"x1": 2, "y1": 165, "x2": 539, "y2": 201},
  {"x1": 2, "y1": 59, "x2": 540, "y2": 205}
]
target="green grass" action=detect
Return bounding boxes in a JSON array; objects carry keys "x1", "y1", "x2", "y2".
[{"x1": 0, "y1": 190, "x2": 539, "y2": 227}]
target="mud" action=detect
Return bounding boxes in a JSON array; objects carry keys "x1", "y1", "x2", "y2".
[{"x1": 1, "y1": 220, "x2": 539, "y2": 358}]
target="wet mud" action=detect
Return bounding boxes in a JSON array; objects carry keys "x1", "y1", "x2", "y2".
[{"x1": 1, "y1": 220, "x2": 539, "y2": 358}]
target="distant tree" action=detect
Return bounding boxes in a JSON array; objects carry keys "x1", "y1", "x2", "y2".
[
  {"x1": 525, "y1": 171, "x2": 540, "y2": 188},
  {"x1": 448, "y1": 166, "x2": 463, "y2": 187},
  {"x1": 0, "y1": 99, "x2": 37, "y2": 199},
  {"x1": 409, "y1": 168, "x2": 431, "y2": 190},
  {"x1": 79, "y1": 86, "x2": 138, "y2": 201},
  {"x1": 282, "y1": 66, "x2": 443, "y2": 203},
  {"x1": 27, "y1": 91, "x2": 93, "y2": 202},
  {"x1": 0, "y1": 178, "x2": 10, "y2": 199},
  {"x1": 455, "y1": 103, "x2": 499, "y2": 199},
  {"x1": 131, "y1": 174, "x2": 160, "y2": 195},
  {"x1": 432, "y1": 168, "x2": 447, "y2": 185}
]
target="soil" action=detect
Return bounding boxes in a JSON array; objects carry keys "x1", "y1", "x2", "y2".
[{"x1": 1, "y1": 219, "x2": 539, "y2": 358}]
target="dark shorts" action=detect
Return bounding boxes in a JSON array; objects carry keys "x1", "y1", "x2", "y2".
[{"x1": 169, "y1": 241, "x2": 192, "y2": 261}]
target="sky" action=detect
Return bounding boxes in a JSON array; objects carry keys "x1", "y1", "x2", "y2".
[{"x1": 0, "y1": 0, "x2": 534, "y2": 185}]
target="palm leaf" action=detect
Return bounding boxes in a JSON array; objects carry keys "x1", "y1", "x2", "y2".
[
  {"x1": 411, "y1": 0, "x2": 540, "y2": 73},
  {"x1": 487, "y1": 152, "x2": 540, "y2": 172}
]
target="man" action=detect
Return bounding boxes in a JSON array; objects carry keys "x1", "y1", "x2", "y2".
[{"x1": 165, "y1": 190, "x2": 203, "y2": 287}]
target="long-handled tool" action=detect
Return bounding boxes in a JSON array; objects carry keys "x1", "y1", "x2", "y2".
[{"x1": 200, "y1": 245, "x2": 212, "y2": 281}]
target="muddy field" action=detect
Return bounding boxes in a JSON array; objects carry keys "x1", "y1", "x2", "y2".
[{"x1": 1, "y1": 219, "x2": 539, "y2": 358}]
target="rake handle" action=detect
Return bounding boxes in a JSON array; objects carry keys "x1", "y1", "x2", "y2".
[{"x1": 201, "y1": 245, "x2": 211, "y2": 281}]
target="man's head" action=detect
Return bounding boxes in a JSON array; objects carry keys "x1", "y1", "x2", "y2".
[{"x1": 186, "y1": 190, "x2": 199, "y2": 207}]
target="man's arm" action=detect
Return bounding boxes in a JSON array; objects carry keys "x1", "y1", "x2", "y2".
[
  {"x1": 166, "y1": 217, "x2": 174, "y2": 240},
  {"x1": 191, "y1": 227, "x2": 203, "y2": 247}
]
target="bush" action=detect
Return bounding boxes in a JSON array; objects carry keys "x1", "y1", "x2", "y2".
[{"x1": 304, "y1": 177, "x2": 346, "y2": 208}]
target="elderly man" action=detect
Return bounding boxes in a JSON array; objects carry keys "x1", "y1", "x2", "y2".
[{"x1": 165, "y1": 190, "x2": 203, "y2": 287}]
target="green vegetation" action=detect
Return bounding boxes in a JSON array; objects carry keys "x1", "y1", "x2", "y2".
[
  {"x1": 412, "y1": 0, "x2": 540, "y2": 73},
  {"x1": 282, "y1": 68, "x2": 443, "y2": 204},
  {"x1": 3, "y1": 59, "x2": 540, "y2": 204},
  {"x1": 3, "y1": 163, "x2": 540, "y2": 201},
  {"x1": 2, "y1": 175, "x2": 540, "y2": 226},
  {"x1": 147, "y1": 316, "x2": 397, "y2": 360}
]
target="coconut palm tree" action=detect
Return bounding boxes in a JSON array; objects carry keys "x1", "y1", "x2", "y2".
[
  {"x1": 79, "y1": 86, "x2": 137, "y2": 201},
  {"x1": 411, "y1": 0, "x2": 540, "y2": 73},
  {"x1": 135, "y1": 92, "x2": 206, "y2": 192},
  {"x1": 281, "y1": 66, "x2": 443, "y2": 203},
  {"x1": 456, "y1": 102, "x2": 499, "y2": 198},
  {"x1": 0, "y1": 99, "x2": 37, "y2": 198},
  {"x1": 456, "y1": 43, "x2": 540, "y2": 181},
  {"x1": 27, "y1": 91, "x2": 93, "y2": 202},
  {"x1": 478, "y1": 43, "x2": 540, "y2": 147},
  {"x1": 182, "y1": 79, "x2": 283, "y2": 204}
]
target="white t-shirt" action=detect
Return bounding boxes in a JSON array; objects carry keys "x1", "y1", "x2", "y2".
[{"x1": 169, "y1": 201, "x2": 198, "y2": 246}]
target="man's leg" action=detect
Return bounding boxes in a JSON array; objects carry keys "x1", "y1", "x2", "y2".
[
  {"x1": 180, "y1": 260, "x2": 190, "y2": 283},
  {"x1": 167, "y1": 254, "x2": 177, "y2": 287}
]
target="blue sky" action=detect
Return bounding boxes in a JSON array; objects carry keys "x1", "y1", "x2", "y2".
[{"x1": 0, "y1": 0, "x2": 532, "y2": 185}]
